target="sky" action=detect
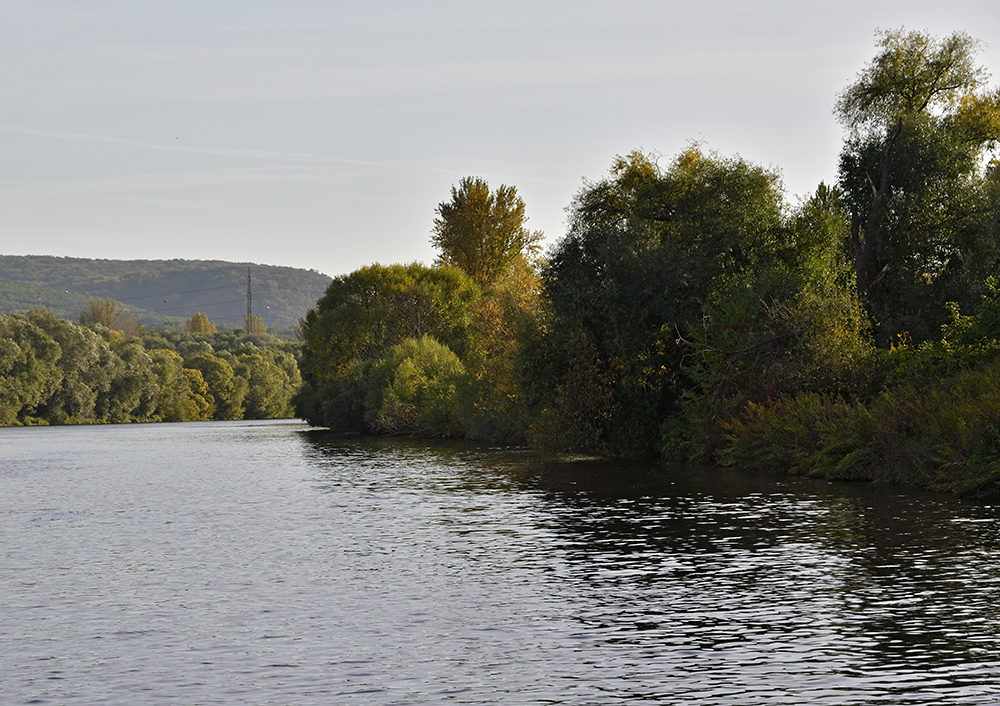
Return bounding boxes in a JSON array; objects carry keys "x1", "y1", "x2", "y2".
[{"x1": 1, "y1": 1, "x2": 998, "y2": 279}]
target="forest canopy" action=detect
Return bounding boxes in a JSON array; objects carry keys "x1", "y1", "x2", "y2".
[{"x1": 0, "y1": 309, "x2": 301, "y2": 426}]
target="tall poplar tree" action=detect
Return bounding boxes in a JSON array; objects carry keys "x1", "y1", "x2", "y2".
[{"x1": 431, "y1": 177, "x2": 542, "y2": 287}]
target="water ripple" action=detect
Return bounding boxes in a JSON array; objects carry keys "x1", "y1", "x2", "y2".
[{"x1": 1, "y1": 422, "x2": 999, "y2": 704}]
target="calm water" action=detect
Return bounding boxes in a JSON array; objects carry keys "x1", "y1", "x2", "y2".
[{"x1": 1, "y1": 421, "x2": 999, "y2": 705}]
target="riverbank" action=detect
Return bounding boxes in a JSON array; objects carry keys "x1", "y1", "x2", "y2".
[{"x1": 715, "y1": 358, "x2": 1000, "y2": 497}]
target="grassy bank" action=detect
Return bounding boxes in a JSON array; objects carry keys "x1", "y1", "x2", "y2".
[{"x1": 717, "y1": 359, "x2": 1000, "y2": 497}]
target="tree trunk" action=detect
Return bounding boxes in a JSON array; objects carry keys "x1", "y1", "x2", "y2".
[{"x1": 852, "y1": 118, "x2": 903, "y2": 299}]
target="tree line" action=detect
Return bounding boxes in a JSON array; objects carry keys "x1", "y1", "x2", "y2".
[
  {"x1": 0, "y1": 306, "x2": 300, "y2": 426},
  {"x1": 296, "y1": 29, "x2": 1000, "y2": 495}
]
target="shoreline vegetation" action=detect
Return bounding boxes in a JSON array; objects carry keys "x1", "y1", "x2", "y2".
[
  {"x1": 295, "y1": 29, "x2": 1000, "y2": 497},
  {"x1": 0, "y1": 307, "x2": 300, "y2": 426},
  {"x1": 5, "y1": 29, "x2": 1000, "y2": 497}
]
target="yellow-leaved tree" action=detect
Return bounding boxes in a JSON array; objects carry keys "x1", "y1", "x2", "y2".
[
  {"x1": 185, "y1": 312, "x2": 217, "y2": 333},
  {"x1": 431, "y1": 176, "x2": 542, "y2": 287}
]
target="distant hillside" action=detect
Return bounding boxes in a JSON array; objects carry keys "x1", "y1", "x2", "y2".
[
  {"x1": 0, "y1": 255, "x2": 332, "y2": 330},
  {"x1": 0, "y1": 278, "x2": 177, "y2": 326}
]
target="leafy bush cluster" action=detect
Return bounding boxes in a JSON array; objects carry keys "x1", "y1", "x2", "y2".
[
  {"x1": 296, "y1": 260, "x2": 541, "y2": 443},
  {"x1": 719, "y1": 362, "x2": 1000, "y2": 496},
  {"x1": 707, "y1": 279, "x2": 1000, "y2": 496},
  {"x1": 0, "y1": 309, "x2": 300, "y2": 426}
]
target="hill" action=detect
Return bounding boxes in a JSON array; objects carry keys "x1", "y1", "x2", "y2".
[{"x1": 0, "y1": 255, "x2": 332, "y2": 330}]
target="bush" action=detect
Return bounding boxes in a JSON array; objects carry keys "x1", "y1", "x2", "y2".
[
  {"x1": 364, "y1": 335, "x2": 468, "y2": 436},
  {"x1": 717, "y1": 360, "x2": 1000, "y2": 496},
  {"x1": 293, "y1": 360, "x2": 369, "y2": 431}
]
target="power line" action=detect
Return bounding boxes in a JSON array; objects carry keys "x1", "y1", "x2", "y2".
[
  {"x1": 146, "y1": 298, "x2": 246, "y2": 314},
  {"x1": 125, "y1": 284, "x2": 243, "y2": 302},
  {"x1": 71, "y1": 270, "x2": 281, "y2": 320}
]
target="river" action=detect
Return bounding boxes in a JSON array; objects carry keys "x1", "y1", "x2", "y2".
[{"x1": 1, "y1": 420, "x2": 998, "y2": 704}]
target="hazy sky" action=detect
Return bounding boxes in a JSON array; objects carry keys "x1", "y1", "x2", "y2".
[{"x1": 1, "y1": 1, "x2": 997, "y2": 279}]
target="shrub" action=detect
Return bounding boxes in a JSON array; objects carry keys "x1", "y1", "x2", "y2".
[
  {"x1": 718, "y1": 360, "x2": 1000, "y2": 496},
  {"x1": 364, "y1": 335, "x2": 468, "y2": 437}
]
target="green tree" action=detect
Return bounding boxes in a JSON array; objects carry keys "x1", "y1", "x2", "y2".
[
  {"x1": 296, "y1": 262, "x2": 481, "y2": 431},
  {"x1": 836, "y1": 28, "x2": 1000, "y2": 343},
  {"x1": 148, "y1": 349, "x2": 205, "y2": 422},
  {"x1": 30, "y1": 309, "x2": 119, "y2": 424},
  {"x1": 97, "y1": 341, "x2": 159, "y2": 423},
  {"x1": 0, "y1": 314, "x2": 63, "y2": 425},
  {"x1": 525, "y1": 147, "x2": 789, "y2": 456},
  {"x1": 294, "y1": 359, "x2": 370, "y2": 432},
  {"x1": 462, "y1": 258, "x2": 544, "y2": 443},
  {"x1": 431, "y1": 176, "x2": 543, "y2": 287},
  {"x1": 681, "y1": 184, "x2": 871, "y2": 409},
  {"x1": 78, "y1": 297, "x2": 142, "y2": 336},
  {"x1": 183, "y1": 368, "x2": 212, "y2": 420},
  {"x1": 244, "y1": 313, "x2": 267, "y2": 335},
  {"x1": 185, "y1": 351, "x2": 247, "y2": 420},
  {"x1": 234, "y1": 351, "x2": 296, "y2": 419},
  {"x1": 298, "y1": 262, "x2": 479, "y2": 386},
  {"x1": 365, "y1": 335, "x2": 468, "y2": 436}
]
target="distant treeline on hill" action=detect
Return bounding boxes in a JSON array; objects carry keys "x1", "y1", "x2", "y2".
[{"x1": 0, "y1": 255, "x2": 332, "y2": 330}]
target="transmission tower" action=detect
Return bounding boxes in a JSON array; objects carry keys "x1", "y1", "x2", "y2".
[{"x1": 246, "y1": 266, "x2": 252, "y2": 331}]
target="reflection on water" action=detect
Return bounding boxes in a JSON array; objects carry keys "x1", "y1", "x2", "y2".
[{"x1": 1, "y1": 422, "x2": 999, "y2": 704}]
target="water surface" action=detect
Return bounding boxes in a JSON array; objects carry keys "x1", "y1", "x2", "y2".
[{"x1": 1, "y1": 421, "x2": 999, "y2": 704}]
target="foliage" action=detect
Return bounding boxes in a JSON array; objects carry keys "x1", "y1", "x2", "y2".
[
  {"x1": 77, "y1": 297, "x2": 143, "y2": 336},
  {"x1": 834, "y1": 29, "x2": 988, "y2": 132},
  {"x1": 184, "y1": 352, "x2": 247, "y2": 420},
  {"x1": 682, "y1": 28, "x2": 1000, "y2": 494},
  {"x1": 293, "y1": 360, "x2": 370, "y2": 432},
  {"x1": 719, "y1": 361, "x2": 1000, "y2": 496},
  {"x1": 835, "y1": 28, "x2": 1000, "y2": 345},
  {"x1": 233, "y1": 351, "x2": 295, "y2": 419},
  {"x1": 880, "y1": 276, "x2": 1000, "y2": 386},
  {"x1": 244, "y1": 313, "x2": 267, "y2": 335},
  {"x1": 0, "y1": 313, "x2": 63, "y2": 426},
  {"x1": 364, "y1": 335, "x2": 468, "y2": 436},
  {"x1": 295, "y1": 253, "x2": 544, "y2": 442},
  {"x1": 185, "y1": 312, "x2": 217, "y2": 334},
  {"x1": 149, "y1": 349, "x2": 208, "y2": 422},
  {"x1": 940, "y1": 276, "x2": 1000, "y2": 346},
  {"x1": 525, "y1": 147, "x2": 789, "y2": 456},
  {"x1": 295, "y1": 260, "x2": 481, "y2": 435},
  {"x1": 298, "y1": 262, "x2": 479, "y2": 385},
  {"x1": 100, "y1": 342, "x2": 159, "y2": 423},
  {"x1": 462, "y1": 259, "x2": 544, "y2": 444},
  {"x1": 674, "y1": 185, "x2": 876, "y2": 460},
  {"x1": 30, "y1": 309, "x2": 122, "y2": 424},
  {"x1": 0, "y1": 310, "x2": 301, "y2": 426},
  {"x1": 719, "y1": 393, "x2": 867, "y2": 477},
  {"x1": 716, "y1": 270, "x2": 1000, "y2": 497},
  {"x1": 431, "y1": 176, "x2": 543, "y2": 287}
]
